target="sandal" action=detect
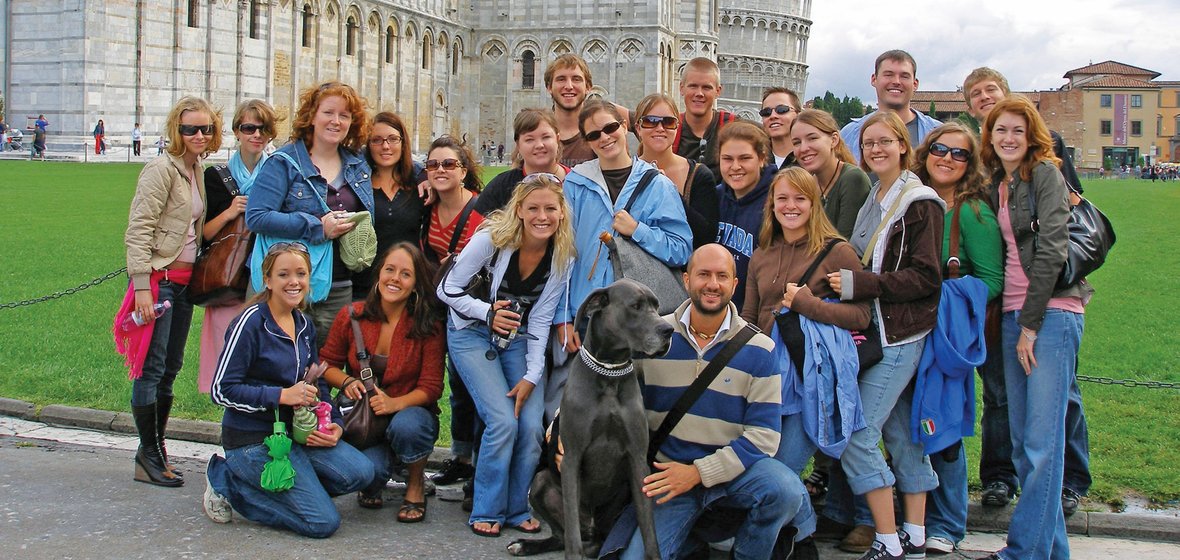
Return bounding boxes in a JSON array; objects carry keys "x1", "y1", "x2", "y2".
[
  {"x1": 471, "y1": 521, "x2": 501, "y2": 537},
  {"x1": 357, "y1": 490, "x2": 384, "y2": 510},
  {"x1": 397, "y1": 500, "x2": 427, "y2": 523},
  {"x1": 804, "y1": 470, "x2": 829, "y2": 499},
  {"x1": 510, "y1": 518, "x2": 542, "y2": 534}
]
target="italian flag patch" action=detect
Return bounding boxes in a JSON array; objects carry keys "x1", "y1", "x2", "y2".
[{"x1": 921, "y1": 418, "x2": 936, "y2": 436}]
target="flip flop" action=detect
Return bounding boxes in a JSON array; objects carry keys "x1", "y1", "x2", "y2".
[
  {"x1": 471, "y1": 521, "x2": 501, "y2": 537},
  {"x1": 357, "y1": 490, "x2": 384, "y2": 510},
  {"x1": 509, "y1": 519, "x2": 543, "y2": 534},
  {"x1": 397, "y1": 500, "x2": 426, "y2": 523}
]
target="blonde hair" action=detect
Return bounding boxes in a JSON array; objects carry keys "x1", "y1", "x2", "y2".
[
  {"x1": 962, "y1": 67, "x2": 1011, "y2": 104},
  {"x1": 165, "y1": 96, "x2": 222, "y2": 157},
  {"x1": 858, "y1": 111, "x2": 913, "y2": 174},
  {"x1": 232, "y1": 99, "x2": 278, "y2": 140},
  {"x1": 482, "y1": 174, "x2": 575, "y2": 273},
  {"x1": 758, "y1": 167, "x2": 843, "y2": 255}
]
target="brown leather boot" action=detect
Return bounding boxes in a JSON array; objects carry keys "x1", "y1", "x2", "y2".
[{"x1": 132, "y1": 404, "x2": 183, "y2": 487}]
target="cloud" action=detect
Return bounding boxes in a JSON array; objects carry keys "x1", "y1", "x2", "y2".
[{"x1": 804, "y1": 0, "x2": 1180, "y2": 102}]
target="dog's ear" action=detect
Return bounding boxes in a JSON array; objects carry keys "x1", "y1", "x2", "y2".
[{"x1": 575, "y1": 287, "x2": 611, "y2": 331}]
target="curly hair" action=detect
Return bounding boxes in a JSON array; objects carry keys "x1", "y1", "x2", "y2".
[
  {"x1": 481, "y1": 173, "x2": 576, "y2": 275},
  {"x1": 912, "y1": 122, "x2": 990, "y2": 217},
  {"x1": 289, "y1": 82, "x2": 369, "y2": 152},
  {"x1": 758, "y1": 167, "x2": 843, "y2": 254},
  {"x1": 365, "y1": 111, "x2": 416, "y2": 188},
  {"x1": 427, "y1": 136, "x2": 482, "y2": 193},
  {"x1": 981, "y1": 95, "x2": 1060, "y2": 182},
  {"x1": 164, "y1": 96, "x2": 222, "y2": 158},
  {"x1": 360, "y1": 242, "x2": 443, "y2": 339}
]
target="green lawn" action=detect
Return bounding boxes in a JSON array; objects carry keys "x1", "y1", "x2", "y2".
[{"x1": 1, "y1": 161, "x2": 1178, "y2": 507}]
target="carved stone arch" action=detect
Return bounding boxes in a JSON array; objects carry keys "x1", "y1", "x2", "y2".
[
  {"x1": 752, "y1": 63, "x2": 763, "y2": 74},
  {"x1": 743, "y1": 17, "x2": 754, "y2": 27},
  {"x1": 481, "y1": 38, "x2": 507, "y2": 62},
  {"x1": 583, "y1": 38, "x2": 608, "y2": 63},
  {"x1": 790, "y1": 23, "x2": 798, "y2": 33},
  {"x1": 324, "y1": 0, "x2": 339, "y2": 23},
  {"x1": 387, "y1": 16, "x2": 400, "y2": 36},
  {"x1": 737, "y1": 109, "x2": 759, "y2": 121},
  {"x1": 367, "y1": 11, "x2": 380, "y2": 34},
  {"x1": 513, "y1": 38, "x2": 541, "y2": 58},
  {"x1": 421, "y1": 28, "x2": 434, "y2": 70},
  {"x1": 720, "y1": 15, "x2": 729, "y2": 25},
  {"x1": 435, "y1": 89, "x2": 446, "y2": 108},
  {"x1": 438, "y1": 30, "x2": 449, "y2": 48},
  {"x1": 403, "y1": 20, "x2": 417, "y2": 42},
  {"x1": 771, "y1": 20, "x2": 781, "y2": 32},
  {"x1": 452, "y1": 37, "x2": 463, "y2": 74},
  {"x1": 757, "y1": 18, "x2": 768, "y2": 29},
  {"x1": 617, "y1": 37, "x2": 643, "y2": 63},
  {"x1": 739, "y1": 62, "x2": 750, "y2": 72}
]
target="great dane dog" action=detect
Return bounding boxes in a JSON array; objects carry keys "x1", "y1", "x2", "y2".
[{"x1": 508, "y1": 279, "x2": 673, "y2": 559}]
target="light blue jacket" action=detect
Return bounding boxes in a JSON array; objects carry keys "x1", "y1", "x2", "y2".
[
  {"x1": 245, "y1": 140, "x2": 374, "y2": 244},
  {"x1": 912, "y1": 275, "x2": 988, "y2": 454},
  {"x1": 558, "y1": 157, "x2": 691, "y2": 325},
  {"x1": 438, "y1": 229, "x2": 573, "y2": 386},
  {"x1": 771, "y1": 310, "x2": 865, "y2": 459},
  {"x1": 840, "y1": 109, "x2": 942, "y2": 165}
]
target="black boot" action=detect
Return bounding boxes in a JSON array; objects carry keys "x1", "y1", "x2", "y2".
[
  {"x1": 155, "y1": 395, "x2": 183, "y2": 479},
  {"x1": 132, "y1": 404, "x2": 183, "y2": 487}
]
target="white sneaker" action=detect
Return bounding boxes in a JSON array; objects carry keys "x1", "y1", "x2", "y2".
[
  {"x1": 202, "y1": 472, "x2": 232, "y2": 524},
  {"x1": 925, "y1": 536, "x2": 955, "y2": 554}
]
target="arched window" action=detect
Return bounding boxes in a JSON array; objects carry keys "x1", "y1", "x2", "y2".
[
  {"x1": 248, "y1": 0, "x2": 260, "y2": 39},
  {"x1": 187, "y1": 0, "x2": 199, "y2": 28},
  {"x1": 452, "y1": 42, "x2": 460, "y2": 75},
  {"x1": 521, "y1": 50, "x2": 536, "y2": 89},
  {"x1": 346, "y1": 16, "x2": 358, "y2": 56},
  {"x1": 422, "y1": 34, "x2": 431, "y2": 70},
  {"x1": 385, "y1": 26, "x2": 395, "y2": 64},
  {"x1": 301, "y1": 4, "x2": 313, "y2": 48}
]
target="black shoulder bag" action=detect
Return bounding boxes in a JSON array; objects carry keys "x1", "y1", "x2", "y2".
[
  {"x1": 647, "y1": 324, "x2": 758, "y2": 465},
  {"x1": 1026, "y1": 178, "x2": 1115, "y2": 290}
]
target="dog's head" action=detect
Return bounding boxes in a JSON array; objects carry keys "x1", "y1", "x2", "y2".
[{"x1": 576, "y1": 279, "x2": 674, "y2": 359}]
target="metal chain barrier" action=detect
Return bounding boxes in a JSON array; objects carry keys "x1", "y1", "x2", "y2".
[
  {"x1": 0, "y1": 267, "x2": 126, "y2": 309},
  {"x1": 1076, "y1": 375, "x2": 1180, "y2": 390}
]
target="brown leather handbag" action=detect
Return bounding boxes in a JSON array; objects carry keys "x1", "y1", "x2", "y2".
[
  {"x1": 189, "y1": 166, "x2": 253, "y2": 307},
  {"x1": 337, "y1": 307, "x2": 392, "y2": 449}
]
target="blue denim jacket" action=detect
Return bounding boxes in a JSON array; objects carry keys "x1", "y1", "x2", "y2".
[
  {"x1": 772, "y1": 310, "x2": 865, "y2": 459},
  {"x1": 245, "y1": 140, "x2": 374, "y2": 244}
]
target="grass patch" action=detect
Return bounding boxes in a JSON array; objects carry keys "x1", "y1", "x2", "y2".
[{"x1": 1, "y1": 161, "x2": 1178, "y2": 503}]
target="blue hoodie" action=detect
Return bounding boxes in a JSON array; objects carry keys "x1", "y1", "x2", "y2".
[
  {"x1": 715, "y1": 161, "x2": 777, "y2": 311},
  {"x1": 911, "y1": 275, "x2": 988, "y2": 454}
]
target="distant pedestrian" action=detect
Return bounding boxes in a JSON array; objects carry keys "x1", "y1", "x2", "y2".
[
  {"x1": 31, "y1": 115, "x2": 48, "y2": 160},
  {"x1": 0, "y1": 117, "x2": 8, "y2": 148},
  {"x1": 94, "y1": 119, "x2": 106, "y2": 155},
  {"x1": 156, "y1": 136, "x2": 167, "y2": 155},
  {"x1": 132, "y1": 123, "x2": 143, "y2": 156},
  {"x1": 497, "y1": 142, "x2": 505, "y2": 163}
]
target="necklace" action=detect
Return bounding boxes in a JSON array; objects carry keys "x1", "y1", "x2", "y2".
[
  {"x1": 820, "y1": 162, "x2": 842, "y2": 205},
  {"x1": 687, "y1": 323, "x2": 717, "y2": 340}
]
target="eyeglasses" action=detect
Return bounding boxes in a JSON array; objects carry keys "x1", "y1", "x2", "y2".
[
  {"x1": 638, "y1": 115, "x2": 679, "y2": 130},
  {"x1": 759, "y1": 105, "x2": 794, "y2": 118},
  {"x1": 928, "y1": 142, "x2": 972, "y2": 163},
  {"x1": 860, "y1": 138, "x2": 898, "y2": 150},
  {"x1": 424, "y1": 158, "x2": 464, "y2": 171},
  {"x1": 584, "y1": 121, "x2": 622, "y2": 142},
  {"x1": 267, "y1": 241, "x2": 309, "y2": 255},
  {"x1": 369, "y1": 135, "x2": 403, "y2": 147},
  {"x1": 179, "y1": 124, "x2": 214, "y2": 137}
]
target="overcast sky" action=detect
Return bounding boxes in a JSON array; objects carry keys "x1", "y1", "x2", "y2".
[{"x1": 804, "y1": 0, "x2": 1180, "y2": 103}]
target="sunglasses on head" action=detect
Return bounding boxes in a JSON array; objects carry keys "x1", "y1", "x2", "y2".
[
  {"x1": 638, "y1": 115, "x2": 679, "y2": 130},
  {"x1": 424, "y1": 158, "x2": 463, "y2": 171},
  {"x1": 584, "y1": 121, "x2": 622, "y2": 142},
  {"x1": 523, "y1": 172, "x2": 561, "y2": 184},
  {"x1": 237, "y1": 123, "x2": 266, "y2": 135},
  {"x1": 179, "y1": 124, "x2": 214, "y2": 137},
  {"x1": 929, "y1": 142, "x2": 972, "y2": 162},
  {"x1": 267, "y1": 241, "x2": 309, "y2": 255},
  {"x1": 759, "y1": 105, "x2": 794, "y2": 118}
]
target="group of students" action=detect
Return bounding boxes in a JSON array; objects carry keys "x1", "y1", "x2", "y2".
[{"x1": 116, "y1": 49, "x2": 1088, "y2": 560}]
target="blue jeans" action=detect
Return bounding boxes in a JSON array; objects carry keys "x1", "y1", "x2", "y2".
[
  {"x1": 996, "y1": 310, "x2": 1083, "y2": 560},
  {"x1": 1063, "y1": 366, "x2": 1092, "y2": 496},
  {"x1": 131, "y1": 279, "x2": 194, "y2": 407},
  {"x1": 978, "y1": 340, "x2": 1019, "y2": 489},
  {"x1": 447, "y1": 319, "x2": 545, "y2": 527},
  {"x1": 447, "y1": 359, "x2": 477, "y2": 460},
  {"x1": 207, "y1": 439, "x2": 374, "y2": 538},
  {"x1": 360, "y1": 406, "x2": 439, "y2": 494},
  {"x1": 619, "y1": 459, "x2": 803, "y2": 560},
  {"x1": 823, "y1": 465, "x2": 873, "y2": 527},
  {"x1": 840, "y1": 338, "x2": 938, "y2": 495},
  {"x1": 774, "y1": 413, "x2": 819, "y2": 539},
  {"x1": 927, "y1": 445, "x2": 968, "y2": 543}
]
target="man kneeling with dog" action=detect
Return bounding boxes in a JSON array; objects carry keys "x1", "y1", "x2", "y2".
[{"x1": 610, "y1": 244, "x2": 812, "y2": 559}]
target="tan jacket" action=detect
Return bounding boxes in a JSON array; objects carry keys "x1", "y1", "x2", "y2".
[{"x1": 125, "y1": 153, "x2": 206, "y2": 290}]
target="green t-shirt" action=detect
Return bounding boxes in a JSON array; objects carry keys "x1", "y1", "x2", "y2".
[{"x1": 942, "y1": 199, "x2": 1003, "y2": 300}]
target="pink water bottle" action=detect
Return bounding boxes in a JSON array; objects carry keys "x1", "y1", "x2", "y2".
[{"x1": 122, "y1": 300, "x2": 172, "y2": 330}]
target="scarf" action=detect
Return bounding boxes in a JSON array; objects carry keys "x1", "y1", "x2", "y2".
[
  {"x1": 113, "y1": 269, "x2": 192, "y2": 380},
  {"x1": 227, "y1": 150, "x2": 268, "y2": 195}
]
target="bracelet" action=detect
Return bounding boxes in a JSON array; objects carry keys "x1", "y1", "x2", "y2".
[
  {"x1": 1021, "y1": 328, "x2": 1038, "y2": 342},
  {"x1": 341, "y1": 377, "x2": 359, "y2": 391}
]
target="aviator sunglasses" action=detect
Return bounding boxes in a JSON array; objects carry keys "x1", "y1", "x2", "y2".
[
  {"x1": 424, "y1": 158, "x2": 464, "y2": 171},
  {"x1": 638, "y1": 115, "x2": 679, "y2": 130},
  {"x1": 759, "y1": 105, "x2": 794, "y2": 118},
  {"x1": 179, "y1": 124, "x2": 214, "y2": 136},
  {"x1": 928, "y1": 142, "x2": 972, "y2": 163},
  {"x1": 583, "y1": 121, "x2": 622, "y2": 142}
]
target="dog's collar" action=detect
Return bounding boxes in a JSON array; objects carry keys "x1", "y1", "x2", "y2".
[{"x1": 579, "y1": 347, "x2": 634, "y2": 378}]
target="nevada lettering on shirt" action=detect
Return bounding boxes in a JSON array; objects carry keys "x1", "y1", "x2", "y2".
[{"x1": 715, "y1": 221, "x2": 754, "y2": 259}]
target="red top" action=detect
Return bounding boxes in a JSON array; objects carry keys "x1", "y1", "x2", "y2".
[
  {"x1": 425, "y1": 201, "x2": 484, "y2": 261},
  {"x1": 319, "y1": 302, "x2": 446, "y2": 414}
]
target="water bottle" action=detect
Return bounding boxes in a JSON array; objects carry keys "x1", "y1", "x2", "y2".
[{"x1": 121, "y1": 300, "x2": 172, "y2": 330}]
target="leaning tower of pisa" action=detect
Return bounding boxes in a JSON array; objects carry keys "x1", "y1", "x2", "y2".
[{"x1": 716, "y1": 0, "x2": 812, "y2": 119}]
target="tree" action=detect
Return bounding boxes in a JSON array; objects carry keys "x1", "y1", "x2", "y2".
[
  {"x1": 809, "y1": 91, "x2": 869, "y2": 127},
  {"x1": 956, "y1": 113, "x2": 980, "y2": 133}
]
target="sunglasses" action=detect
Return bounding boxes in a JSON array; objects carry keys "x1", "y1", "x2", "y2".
[
  {"x1": 237, "y1": 123, "x2": 266, "y2": 135},
  {"x1": 424, "y1": 158, "x2": 464, "y2": 171},
  {"x1": 638, "y1": 115, "x2": 679, "y2": 130},
  {"x1": 369, "y1": 135, "x2": 403, "y2": 147},
  {"x1": 267, "y1": 241, "x2": 309, "y2": 255},
  {"x1": 759, "y1": 105, "x2": 794, "y2": 118},
  {"x1": 522, "y1": 172, "x2": 561, "y2": 185},
  {"x1": 179, "y1": 124, "x2": 214, "y2": 137},
  {"x1": 584, "y1": 121, "x2": 622, "y2": 142},
  {"x1": 928, "y1": 142, "x2": 972, "y2": 163}
]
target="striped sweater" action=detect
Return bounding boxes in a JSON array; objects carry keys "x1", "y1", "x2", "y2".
[{"x1": 638, "y1": 300, "x2": 782, "y2": 488}]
